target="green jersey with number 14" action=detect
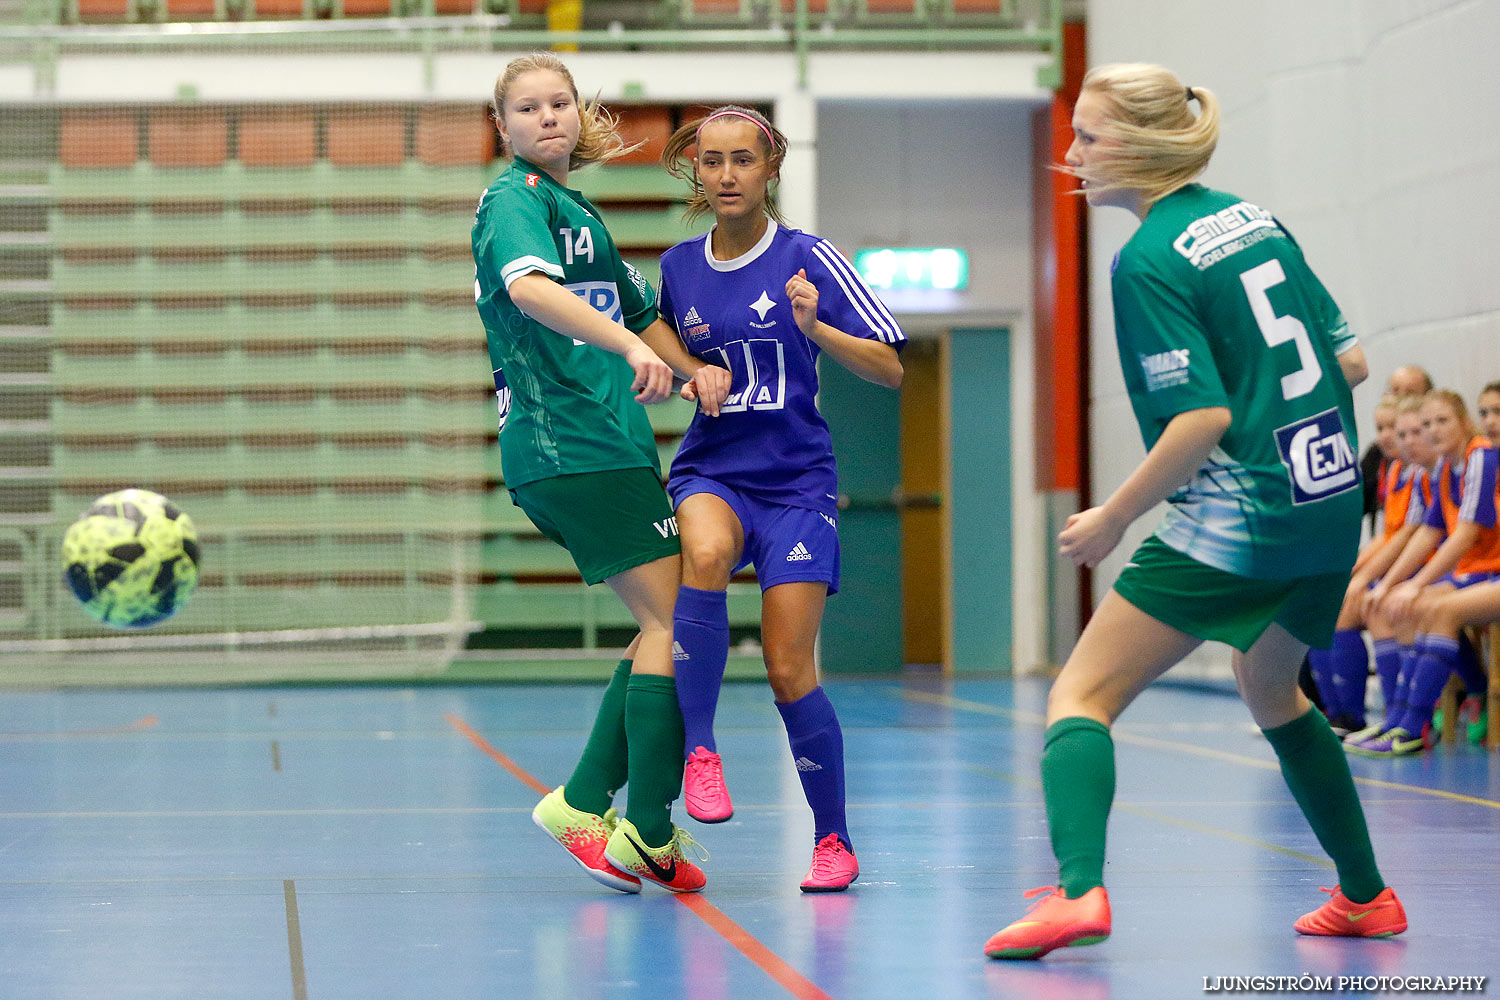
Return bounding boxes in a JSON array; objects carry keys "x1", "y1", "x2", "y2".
[
  {"x1": 1111, "y1": 184, "x2": 1362, "y2": 579},
  {"x1": 472, "y1": 156, "x2": 660, "y2": 489}
]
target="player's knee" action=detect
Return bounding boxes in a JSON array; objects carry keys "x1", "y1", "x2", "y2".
[
  {"x1": 1423, "y1": 594, "x2": 1462, "y2": 634},
  {"x1": 681, "y1": 540, "x2": 734, "y2": 586},
  {"x1": 763, "y1": 647, "x2": 815, "y2": 702}
]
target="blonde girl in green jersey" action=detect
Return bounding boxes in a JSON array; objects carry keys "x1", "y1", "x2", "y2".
[
  {"x1": 474, "y1": 53, "x2": 730, "y2": 894},
  {"x1": 985, "y1": 63, "x2": 1406, "y2": 960}
]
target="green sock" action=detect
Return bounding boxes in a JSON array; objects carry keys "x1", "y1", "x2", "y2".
[
  {"x1": 562, "y1": 659, "x2": 632, "y2": 816},
  {"x1": 1041, "y1": 717, "x2": 1115, "y2": 899},
  {"x1": 1263, "y1": 708, "x2": 1385, "y2": 904},
  {"x1": 623, "y1": 673, "x2": 686, "y2": 846}
]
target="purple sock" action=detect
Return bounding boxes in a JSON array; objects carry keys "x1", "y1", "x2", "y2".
[
  {"x1": 1327, "y1": 628, "x2": 1370, "y2": 720},
  {"x1": 1381, "y1": 643, "x2": 1416, "y2": 730},
  {"x1": 1307, "y1": 645, "x2": 1339, "y2": 717},
  {"x1": 777, "y1": 686, "x2": 851, "y2": 851},
  {"x1": 1398, "y1": 635, "x2": 1460, "y2": 733},
  {"x1": 673, "y1": 585, "x2": 729, "y2": 757},
  {"x1": 1373, "y1": 639, "x2": 1402, "y2": 722},
  {"x1": 1456, "y1": 631, "x2": 1488, "y2": 696}
]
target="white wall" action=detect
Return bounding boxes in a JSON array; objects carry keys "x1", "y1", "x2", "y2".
[
  {"x1": 818, "y1": 100, "x2": 1046, "y2": 672},
  {"x1": 1084, "y1": 0, "x2": 1500, "y2": 672}
]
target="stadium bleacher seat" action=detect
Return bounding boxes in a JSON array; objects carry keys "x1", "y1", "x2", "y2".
[
  {"x1": 250, "y1": 0, "x2": 307, "y2": 18},
  {"x1": 415, "y1": 107, "x2": 495, "y2": 167},
  {"x1": 239, "y1": 109, "x2": 317, "y2": 168},
  {"x1": 148, "y1": 108, "x2": 229, "y2": 168},
  {"x1": 162, "y1": 0, "x2": 222, "y2": 18},
  {"x1": 59, "y1": 110, "x2": 138, "y2": 169},
  {"x1": 327, "y1": 108, "x2": 405, "y2": 167},
  {"x1": 611, "y1": 105, "x2": 673, "y2": 166},
  {"x1": 74, "y1": 0, "x2": 133, "y2": 21},
  {"x1": 339, "y1": 0, "x2": 392, "y2": 15}
]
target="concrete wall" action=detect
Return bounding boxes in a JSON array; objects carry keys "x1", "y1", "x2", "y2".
[{"x1": 1083, "y1": 0, "x2": 1500, "y2": 672}]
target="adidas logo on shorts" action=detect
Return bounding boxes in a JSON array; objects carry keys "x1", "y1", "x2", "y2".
[
  {"x1": 787, "y1": 542, "x2": 813, "y2": 562},
  {"x1": 672, "y1": 641, "x2": 689, "y2": 661}
]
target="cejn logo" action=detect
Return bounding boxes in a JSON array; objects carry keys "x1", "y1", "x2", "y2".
[{"x1": 1273, "y1": 407, "x2": 1359, "y2": 505}]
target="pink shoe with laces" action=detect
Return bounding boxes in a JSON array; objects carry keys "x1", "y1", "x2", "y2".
[
  {"x1": 800, "y1": 833, "x2": 859, "y2": 892},
  {"x1": 985, "y1": 886, "x2": 1111, "y2": 960},
  {"x1": 684, "y1": 746, "x2": 734, "y2": 823}
]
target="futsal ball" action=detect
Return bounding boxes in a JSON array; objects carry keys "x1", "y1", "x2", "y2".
[{"x1": 62, "y1": 488, "x2": 200, "y2": 629}]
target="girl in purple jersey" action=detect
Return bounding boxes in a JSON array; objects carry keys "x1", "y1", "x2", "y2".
[{"x1": 649, "y1": 106, "x2": 905, "y2": 892}]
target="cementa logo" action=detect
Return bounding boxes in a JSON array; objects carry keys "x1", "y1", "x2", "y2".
[{"x1": 1274, "y1": 407, "x2": 1359, "y2": 505}]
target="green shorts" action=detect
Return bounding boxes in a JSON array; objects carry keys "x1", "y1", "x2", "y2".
[
  {"x1": 1112, "y1": 535, "x2": 1346, "y2": 652},
  {"x1": 510, "y1": 467, "x2": 680, "y2": 585}
]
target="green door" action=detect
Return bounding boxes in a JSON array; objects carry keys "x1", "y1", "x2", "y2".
[{"x1": 818, "y1": 357, "x2": 903, "y2": 675}]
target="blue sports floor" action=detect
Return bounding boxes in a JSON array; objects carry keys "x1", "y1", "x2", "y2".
[{"x1": 0, "y1": 677, "x2": 1495, "y2": 999}]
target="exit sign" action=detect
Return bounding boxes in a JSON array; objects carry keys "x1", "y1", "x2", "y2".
[{"x1": 853, "y1": 247, "x2": 969, "y2": 291}]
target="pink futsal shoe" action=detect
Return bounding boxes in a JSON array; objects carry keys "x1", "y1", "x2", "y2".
[
  {"x1": 985, "y1": 886, "x2": 1112, "y2": 960},
  {"x1": 684, "y1": 746, "x2": 734, "y2": 823},
  {"x1": 531, "y1": 786, "x2": 642, "y2": 893},
  {"x1": 1294, "y1": 886, "x2": 1406, "y2": 937},
  {"x1": 800, "y1": 833, "x2": 859, "y2": 892}
]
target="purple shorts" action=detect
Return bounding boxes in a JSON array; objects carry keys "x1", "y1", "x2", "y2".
[
  {"x1": 668, "y1": 476, "x2": 840, "y2": 595},
  {"x1": 1439, "y1": 571, "x2": 1498, "y2": 590}
]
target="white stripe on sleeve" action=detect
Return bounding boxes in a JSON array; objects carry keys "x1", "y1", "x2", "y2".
[
  {"x1": 811, "y1": 240, "x2": 905, "y2": 344},
  {"x1": 501, "y1": 255, "x2": 565, "y2": 289},
  {"x1": 1460, "y1": 450, "x2": 1488, "y2": 522}
]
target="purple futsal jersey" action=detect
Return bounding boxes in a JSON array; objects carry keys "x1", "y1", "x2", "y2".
[{"x1": 658, "y1": 223, "x2": 906, "y2": 516}]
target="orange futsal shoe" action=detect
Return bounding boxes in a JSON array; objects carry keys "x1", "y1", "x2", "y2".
[
  {"x1": 1294, "y1": 886, "x2": 1407, "y2": 937},
  {"x1": 984, "y1": 886, "x2": 1111, "y2": 960}
]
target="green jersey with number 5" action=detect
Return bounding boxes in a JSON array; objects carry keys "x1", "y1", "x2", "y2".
[
  {"x1": 1111, "y1": 184, "x2": 1362, "y2": 579},
  {"x1": 472, "y1": 155, "x2": 660, "y2": 489}
]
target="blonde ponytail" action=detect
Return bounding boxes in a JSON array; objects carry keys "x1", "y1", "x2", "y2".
[{"x1": 1068, "y1": 63, "x2": 1220, "y2": 208}]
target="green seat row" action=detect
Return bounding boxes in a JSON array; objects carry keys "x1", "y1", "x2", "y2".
[
  {"x1": 48, "y1": 204, "x2": 695, "y2": 252},
  {"x1": 51, "y1": 256, "x2": 474, "y2": 298},
  {"x1": 52, "y1": 346, "x2": 488, "y2": 388},
  {"x1": 50, "y1": 301, "x2": 482, "y2": 344},
  {"x1": 52, "y1": 396, "x2": 496, "y2": 436},
  {"x1": 49, "y1": 161, "x2": 688, "y2": 207},
  {"x1": 54, "y1": 485, "x2": 497, "y2": 531},
  {"x1": 53, "y1": 440, "x2": 485, "y2": 482},
  {"x1": 50, "y1": 161, "x2": 502, "y2": 206}
]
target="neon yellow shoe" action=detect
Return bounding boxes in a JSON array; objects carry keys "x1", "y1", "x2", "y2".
[
  {"x1": 603, "y1": 817, "x2": 708, "y2": 893},
  {"x1": 531, "y1": 786, "x2": 641, "y2": 893}
]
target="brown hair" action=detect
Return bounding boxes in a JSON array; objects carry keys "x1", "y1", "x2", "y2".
[
  {"x1": 491, "y1": 53, "x2": 638, "y2": 170},
  {"x1": 1481, "y1": 381, "x2": 1500, "y2": 398},
  {"x1": 662, "y1": 105, "x2": 790, "y2": 225},
  {"x1": 1066, "y1": 63, "x2": 1221, "y2": 208}
]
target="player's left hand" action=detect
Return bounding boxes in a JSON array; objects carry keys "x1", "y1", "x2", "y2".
[
  {"x1": 682, "y1": 364, "x2": 733, "y2": 417},
  {"x1": 1058, "y1": 506, "x2": 1125, "y2": 568},
  {"x1": 1382, "y1": 580, "x2": 1422, "y2": 624},
  {"x1": 786, "y1": 268, "x2": 819, "y2": 336}
]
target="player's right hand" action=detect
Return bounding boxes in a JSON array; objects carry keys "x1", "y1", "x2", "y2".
[
  {"x1": 682, "y1": 365, "x2": 733, "y2": 417},
  {"x1": 626, "y1": 343, "x2": 674, "y2": 404}
]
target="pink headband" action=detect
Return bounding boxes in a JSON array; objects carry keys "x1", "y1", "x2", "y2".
[{"x1": 695, "y1": 110, "x2": 775, "y2": 150}]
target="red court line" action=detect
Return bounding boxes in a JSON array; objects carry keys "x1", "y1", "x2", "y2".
[
  {"x1": 0, "y1": 714, "x2": 160, "y2": 741},
  {"x1": 443, "y1": 713, "x2": 550, "y2": 796},
  {"x1": 442, "y1": 712, "x2": 835, "y2": 1000}
]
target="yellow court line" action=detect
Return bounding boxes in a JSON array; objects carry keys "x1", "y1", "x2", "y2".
[
  {"x1": 902, "y1": 688, "x2": 1500, "y2": 811},
  {"x1": 963, "y1": 762, "x2": 1334, "y2": 869}
]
